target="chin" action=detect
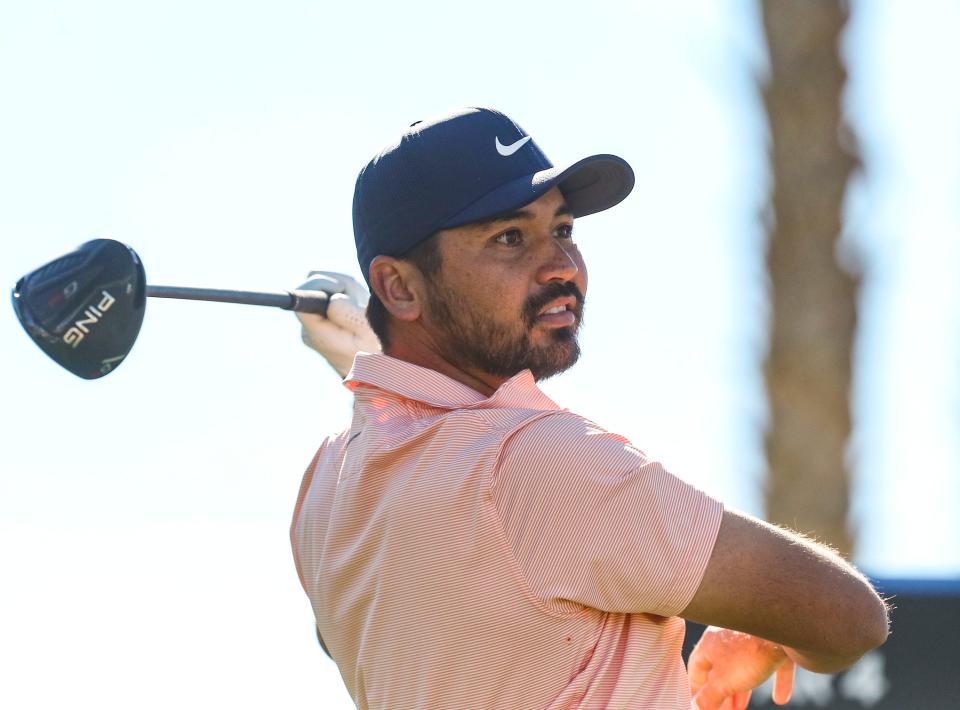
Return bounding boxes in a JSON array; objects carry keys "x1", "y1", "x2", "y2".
[{"x1": 529, "y1": 332, "x2": 580, "y2": 381}]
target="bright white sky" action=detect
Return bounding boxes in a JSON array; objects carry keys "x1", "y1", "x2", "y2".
[{"x1": 1, "y1": 1, "x2": 957, "y2": 708}]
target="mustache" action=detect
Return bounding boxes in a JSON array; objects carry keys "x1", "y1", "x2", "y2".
[{"x1": 523, "y1": 281, "x2": 585, "y2": 327}]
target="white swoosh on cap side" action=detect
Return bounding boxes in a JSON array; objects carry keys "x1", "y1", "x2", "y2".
[{"x1": 495, "y1": 135, "x2": 532, "y2": 156}]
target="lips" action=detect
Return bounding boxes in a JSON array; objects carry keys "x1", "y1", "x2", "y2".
[
  {"x1": 537, "y1": 297, "x2": 577, "y2": 317},
  {"x1": 534, "y1": 297, "x2": 578, "y2": 327},
  {"x1": 523, "y1": 282, "x2": 585, "y2": 329}
]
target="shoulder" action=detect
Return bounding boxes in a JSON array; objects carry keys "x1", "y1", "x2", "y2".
[
  {"x1": 300, "y1": 426, "x2": 354, "y2": 487},
  {"x1": 498, "y1": 410, "x2": 647, "y2": 484}
]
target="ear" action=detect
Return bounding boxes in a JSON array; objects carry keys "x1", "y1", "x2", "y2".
[{"x1": 368, "y1": 256, "x2": 423, "y2": 322}]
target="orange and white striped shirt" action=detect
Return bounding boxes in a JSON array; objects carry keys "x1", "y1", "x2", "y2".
[{"x1": 291, "y1": 353, "x2": 723, "y2": 709}]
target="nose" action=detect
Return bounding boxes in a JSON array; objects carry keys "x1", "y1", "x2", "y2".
[{"x1": 536, "y1": 239, "x2": 580, "y2": 285}]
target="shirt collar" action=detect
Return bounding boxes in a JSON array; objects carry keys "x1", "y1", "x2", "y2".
[{"x1": 344, "y1": 352, "x2": 561, "y2": 412}]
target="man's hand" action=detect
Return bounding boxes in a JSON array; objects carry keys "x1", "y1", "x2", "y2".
[
  {"x1": 689, "y1": 627, "x2": 796, "y2": 710},
  {"x1": 295, "y1": 271, "x2": 381, "y2": 378}
]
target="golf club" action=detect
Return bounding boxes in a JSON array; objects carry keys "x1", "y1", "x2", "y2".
[{"x1": 11, "y1": 238, "x2": 331, "y2": 380}]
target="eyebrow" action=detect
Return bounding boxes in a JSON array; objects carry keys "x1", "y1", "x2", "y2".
[{"x1": 471, "y1": 202, "x2": 574, "y2": 230}]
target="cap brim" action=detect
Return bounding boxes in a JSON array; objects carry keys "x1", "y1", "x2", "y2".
[{"x1": 440, "y1": 154, "x2": 635, "y2": 229}]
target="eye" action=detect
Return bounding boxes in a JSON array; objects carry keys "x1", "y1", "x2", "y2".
[
  {"x1": 555, "y1": 223, "x2": 574, "y2": 240},
  {"x1": 494, "y1": 229, "x2": 523, "y2": 247}
]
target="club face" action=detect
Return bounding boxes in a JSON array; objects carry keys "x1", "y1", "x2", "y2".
[{"x1": 12, "y1": 239, "x2": 147, "y2": 379}]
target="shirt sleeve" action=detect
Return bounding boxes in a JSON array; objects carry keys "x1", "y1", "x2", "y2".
[{"x1": 491, "y1": 412, "x2": 723, "y2": 618}]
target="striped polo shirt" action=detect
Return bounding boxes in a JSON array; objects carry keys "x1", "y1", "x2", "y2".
[{"x1": 291, "y1": 353, "x2": 723, "y2": 709}]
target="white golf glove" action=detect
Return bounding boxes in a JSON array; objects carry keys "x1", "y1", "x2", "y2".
[{"x1": 295, "y1": 271, "x2": 381, "y2": 378}]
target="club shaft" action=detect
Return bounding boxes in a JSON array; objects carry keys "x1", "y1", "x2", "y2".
[{"x1": 146, "y1": 285, "x2": 329, "y2": 315}]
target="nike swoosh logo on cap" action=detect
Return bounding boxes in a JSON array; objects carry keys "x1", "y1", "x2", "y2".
[{"x1": 495, "y1": 135, "x2": 532, "y2": 156}]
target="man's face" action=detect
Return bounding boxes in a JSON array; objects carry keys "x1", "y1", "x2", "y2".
[{"x1": 418, "y1": 187, "x2": 587, "y2": 381}]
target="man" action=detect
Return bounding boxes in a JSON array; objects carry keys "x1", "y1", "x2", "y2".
[{"x1": 290, "y1": 108, "x2": 888, "y2": 710}]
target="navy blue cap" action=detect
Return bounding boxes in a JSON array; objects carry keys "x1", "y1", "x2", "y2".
[{"x1": 352, "y1": 107, "x2": 635, "y2": 285}]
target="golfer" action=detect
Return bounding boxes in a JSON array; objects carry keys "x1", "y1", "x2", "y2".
[{"x1": 290, "y1": 108, "x2": 888, "y2": 710}]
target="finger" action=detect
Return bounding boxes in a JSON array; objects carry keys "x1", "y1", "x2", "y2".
[
  {"x1": 305, "y1": 271, "x2": 369, "y2": 306},
  {"x1": 772, "y1": 660, "x2": 795, "y2": 705},
  {"x1": 334, "y1": 273, "x2": 370, "y2": 306},
  {"x1": 296, "y1": 313, "x2": 343, "y2": 336},
  {"x1": 692, "y1": 683, "x2": 729, "y2": 710},
  {"x1": 298, "y1": 275, "x2": 345, "y2": 294},
  {"x1": 732, "y1": 690, "x2": 752, "y2": 710},
  {"x1": 327, "y1": 296, "x2": 370, "y2": 331},
  {"x1": 306, "y1": 270, "x2": 353, "y2": 284},
  {"x1": 687, "y1": 656, "x2": 712, "y2": 694}
]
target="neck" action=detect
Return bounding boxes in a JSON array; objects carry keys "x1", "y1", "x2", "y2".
[{"x1": 384, "y1": 329, "x2": 507, "y2": 397}]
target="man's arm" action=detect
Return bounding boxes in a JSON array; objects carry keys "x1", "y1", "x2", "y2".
[{"x1": 681, "y1": 509, "x2": 889, "y2": 673}]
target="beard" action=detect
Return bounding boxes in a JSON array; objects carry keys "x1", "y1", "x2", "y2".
[{"x1": 423, "y1": 278, "x2": 585, "y2": 382}]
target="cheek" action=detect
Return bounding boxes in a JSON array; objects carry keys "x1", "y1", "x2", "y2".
[
  {"x1": 442, "y1": 269, "x2": 517, "y2": 321},
  {"x1": 451, "y1": 263, "x2": 528, "y2": 315},
  {"x1": 486, "y1": 284, "x2": 529, "y2": 321}
]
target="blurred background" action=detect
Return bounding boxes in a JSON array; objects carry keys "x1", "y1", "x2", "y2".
[{"x1": 1, "y1": 0, "x2": 957, "y2": 708}]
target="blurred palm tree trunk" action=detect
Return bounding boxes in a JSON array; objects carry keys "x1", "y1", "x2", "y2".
[{"x1": 761, "y1": 0, "x2": 859, "y2": 557}]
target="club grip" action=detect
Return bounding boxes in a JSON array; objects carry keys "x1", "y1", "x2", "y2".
[{"x1": 287, "y1": 289, "x2": 330, "y2": 316}]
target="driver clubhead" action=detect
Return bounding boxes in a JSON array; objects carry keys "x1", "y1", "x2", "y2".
[{"x1": 12, "y1": 239, "x2": 147, "y2": 379}]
